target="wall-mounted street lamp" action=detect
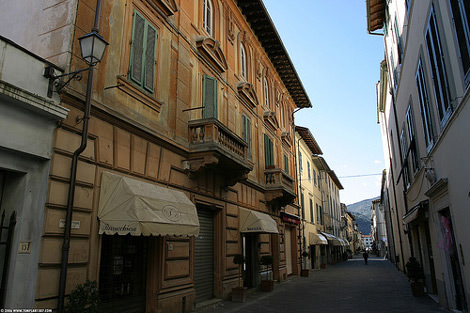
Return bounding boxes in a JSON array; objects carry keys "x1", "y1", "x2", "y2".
[
  {"x1": 78, "y1": 31, "x2": 108, "y2": 65},
  {"x1": 54, "y1": 2, "x2": 107, "y2": 313},
  {"x1": 44, "y1": 31, "x2": 108, "y2": 98}
]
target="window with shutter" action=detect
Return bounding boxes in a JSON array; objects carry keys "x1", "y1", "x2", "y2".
[
  {"x1": 242, "y1": 114, "x2": 251, "y2": 160},
  {"x1": 426, "y1": 6, "x2": 452, "y2": 126},
  {"x1": 449, "y1": 0, "x2": 470, "y2": 85},
  {"x1": 284, "y1": 154, "x2": 289, "y2": 174},
  {"x1": 264, "y1": 134, "x2": 273, "y2": 168},
  {"x1": 202, "y1": 75, "x2": 217, "y2": 118},
  {"x1": 130, "y1": 10, "x2": 157, "y2": 93},
  {"x1": 309, "y1": 199, "x2": 314, "y2": 223}
]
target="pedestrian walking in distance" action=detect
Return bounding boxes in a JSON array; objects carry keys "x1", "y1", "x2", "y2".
[{"x1": 363, "y1": 251, "x2": 369, "y2": 265}]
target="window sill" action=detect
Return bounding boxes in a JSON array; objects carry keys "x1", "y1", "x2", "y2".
[{"x1": 117, "y1": 75, "x2": 163, "y2": 113}]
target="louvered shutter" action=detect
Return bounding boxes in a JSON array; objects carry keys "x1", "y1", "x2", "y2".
[
  {"x1": 144, "y1": 24, "x2": 157, "y2": 92},
  {"x1": 202, "y1": 75, "x2": 217, "y2": 118},
  {"x1": 246, "y1": 117, "x2": 251, "y2": 159},
  {"x1": 264, "y1": 134, "x2": 269, "y2": 168},
  {"x1": 130, "y1": 12, "x2": 145, "y2": 84}
]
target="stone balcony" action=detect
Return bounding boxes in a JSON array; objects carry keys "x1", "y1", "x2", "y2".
[
  {"x1": 264, "y1": 168, "x2": 296, "y2": 207},
  {"x1": 187, "y1": 118, "x2": 253, "y2": 186}
]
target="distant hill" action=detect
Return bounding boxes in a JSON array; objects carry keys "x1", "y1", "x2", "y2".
[{"x1": 347, "y1": 196, "x2": 379, "y2": 235}]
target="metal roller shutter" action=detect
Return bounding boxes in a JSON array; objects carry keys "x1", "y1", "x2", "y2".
[{"x1": 194, "y1": 209, "x2": 214, "y2": 303}]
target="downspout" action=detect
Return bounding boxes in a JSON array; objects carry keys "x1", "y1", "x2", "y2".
[
  {"x1": 292, "y1": 107, "x2": 304, "y2": 272},
  {"x1": 57, "y1": 1, "x2": 102, "y2": 312}
]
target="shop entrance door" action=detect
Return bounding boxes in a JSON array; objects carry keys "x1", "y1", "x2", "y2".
[
  {"x1": 242, "y1": 234, "x2": 258, "y2": 288},
  {"x1": 99, "y1": 235, "x2": 148, "y2": 313}
]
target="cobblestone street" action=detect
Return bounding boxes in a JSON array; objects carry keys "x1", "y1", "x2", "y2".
[{"x1": 195, "y1": 256, "x2": 449, "y2": 313}]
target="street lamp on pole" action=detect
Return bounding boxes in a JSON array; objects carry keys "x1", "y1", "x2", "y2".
[{"x1": 51, "y1": 7, "x2": 108, "y2": 313}]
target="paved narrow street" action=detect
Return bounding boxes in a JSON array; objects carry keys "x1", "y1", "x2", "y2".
[{"x1": 196, "y1": 256, "x2": 448, "y2": 313}]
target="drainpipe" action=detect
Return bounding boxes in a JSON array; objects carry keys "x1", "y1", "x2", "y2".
[{"x1": 57, "y1": 1, "x2": 102, "y2": 312}]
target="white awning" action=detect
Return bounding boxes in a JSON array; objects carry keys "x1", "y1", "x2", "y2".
[
  {"x1": 98, "y1": 172, "x2": 199, "y2": 237},
  {"x1": 239, "y1": 208, "x2": 279, "y2": 234},
  {"x1": 321, "y1": 232, "x2": 342, "y2": 246},
  {"x1": 309, "y1": 233, "x2": 328, "y2": 245}
]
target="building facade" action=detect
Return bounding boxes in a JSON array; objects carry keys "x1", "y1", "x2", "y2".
[
  {"x1": 367, "y1": 0, "x2": 470, "y2": 310},
  {"x1": 0, "y1": 0, "x2": 312, "y2": 311},
  {"x1": 0, "y1": 36, "x2": 68, "y2": 309},
  {"x1": 371, "y1": 199, "x2": 388, "y2": 257},
  {"x1": 295, "y1": 126, "x2": 327, "y2": 270}
]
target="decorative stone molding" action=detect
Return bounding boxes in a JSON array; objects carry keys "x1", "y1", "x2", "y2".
[
  {"x1": 425, "y1": 178, "x2": 448, "y2": 198},
  {"x1": 226, "y1": 9, "x2": 235, "y2": 43},
  {"x1": 237, "y1": 82, "x2": 259, "y2": 108},
  {"x1": 147, "y1": 0, "x2": 178, "y2": 16},
  {"x1": 263, "y1": 110, "x2": 279, "y2": 132},
  {"x1": 196, "y1": 37, "x2": 228, "y2": 73},
  {"x1": 281, "y1": 131, "x2": 292, "y2": 147}
]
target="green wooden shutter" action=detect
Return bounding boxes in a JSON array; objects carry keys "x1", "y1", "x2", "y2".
[
  {"x1": 130, "y1": 11, "x2": 145, "y2": 84},
  {"x1": 243, "y1": 115, "x2": 251, "y2": 160},
  {"x1": 266, "y1": 137, "x2": 273, "y2": 167},
  {"x1": 203, "y1": 75, "x2": 217, "y2": 118},
  {"x1": 144, "y1": 23, "x2": 157, "y2": 92},
  {"x1": 284, "y1": 155, "x2": 288, "y2": 174},
  {"x1": 264, "y1": 134, "x2": 269, "y2": 167},
  {"x1": 309, "y1": 199, "x2": 314, "y2": 223}
]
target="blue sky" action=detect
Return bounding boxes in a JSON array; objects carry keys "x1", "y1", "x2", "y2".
[{"x1": 263, "y1": 1, "x2": 385, "y2": 205}]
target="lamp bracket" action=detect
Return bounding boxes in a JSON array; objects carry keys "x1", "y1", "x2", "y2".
[{"x1": 44, "y1": 66, "x2": 90, "y2": 98}]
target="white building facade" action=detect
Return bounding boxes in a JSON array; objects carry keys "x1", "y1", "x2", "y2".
[{"x1": 367, "y1": 0, "x2": 470, "y2": 310}]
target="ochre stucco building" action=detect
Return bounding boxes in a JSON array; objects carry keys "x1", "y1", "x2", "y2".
[{"x1": 0, "y1": 0, "x2": 312, "y2": 312}]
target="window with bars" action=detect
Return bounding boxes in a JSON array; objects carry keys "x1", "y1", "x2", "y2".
[
  {"x1": 242, "y1": 114, "x2": 252, "y2": 160},
  {"x1": 416, "y1": 59, "x2": 435, "y2": 150},
  {"x1": 426, "y1": 6, "x2": 452, "y2": 126},
  {"x1": 129, "y1": 10, "x2": 157, "y2": 93},
  {"x1": 449, "y1": 0, "x2": 470, "y2": 86},
  {"x1": 202, "y1": 75, "x2": 217, "y2": 118},
  {"x1": 264, "y1": 134, "x2": 274, "y2": 168}
]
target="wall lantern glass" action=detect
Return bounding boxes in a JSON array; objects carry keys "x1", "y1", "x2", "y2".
[{"x1": 78, "y1": 31, "x2": 109, "y2": 65}]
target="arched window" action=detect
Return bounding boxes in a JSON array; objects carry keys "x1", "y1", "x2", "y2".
[
  {"x1": 263, "y1": 77, "x2": 269, "y2": 107},
  {"x1": 240, "y1": 44, "x2": 247, "y2": 79},
  {"x1": 203, "y1": 0, "x2": 213, "y2": 36}
]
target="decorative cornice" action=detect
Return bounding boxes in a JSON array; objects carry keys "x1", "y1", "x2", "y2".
[
  {"x1": 237, "y1": 81, "x2": 259, "y2": 108},
  {"x1": 281, "y1": 131, "x2": 292, "y2": 147},
  {"x1": 196, "y1": 37, "x2": 228, "y2": 73},
  {"x1": 147, "y1": 0, "x2": 178, "y2": 16},
  {"x1": 263, "y1": 111, "x2": 279, "y2": 132},
  {"x1": 425, "y1": 178, "x2": 448, "y2": 198}
]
